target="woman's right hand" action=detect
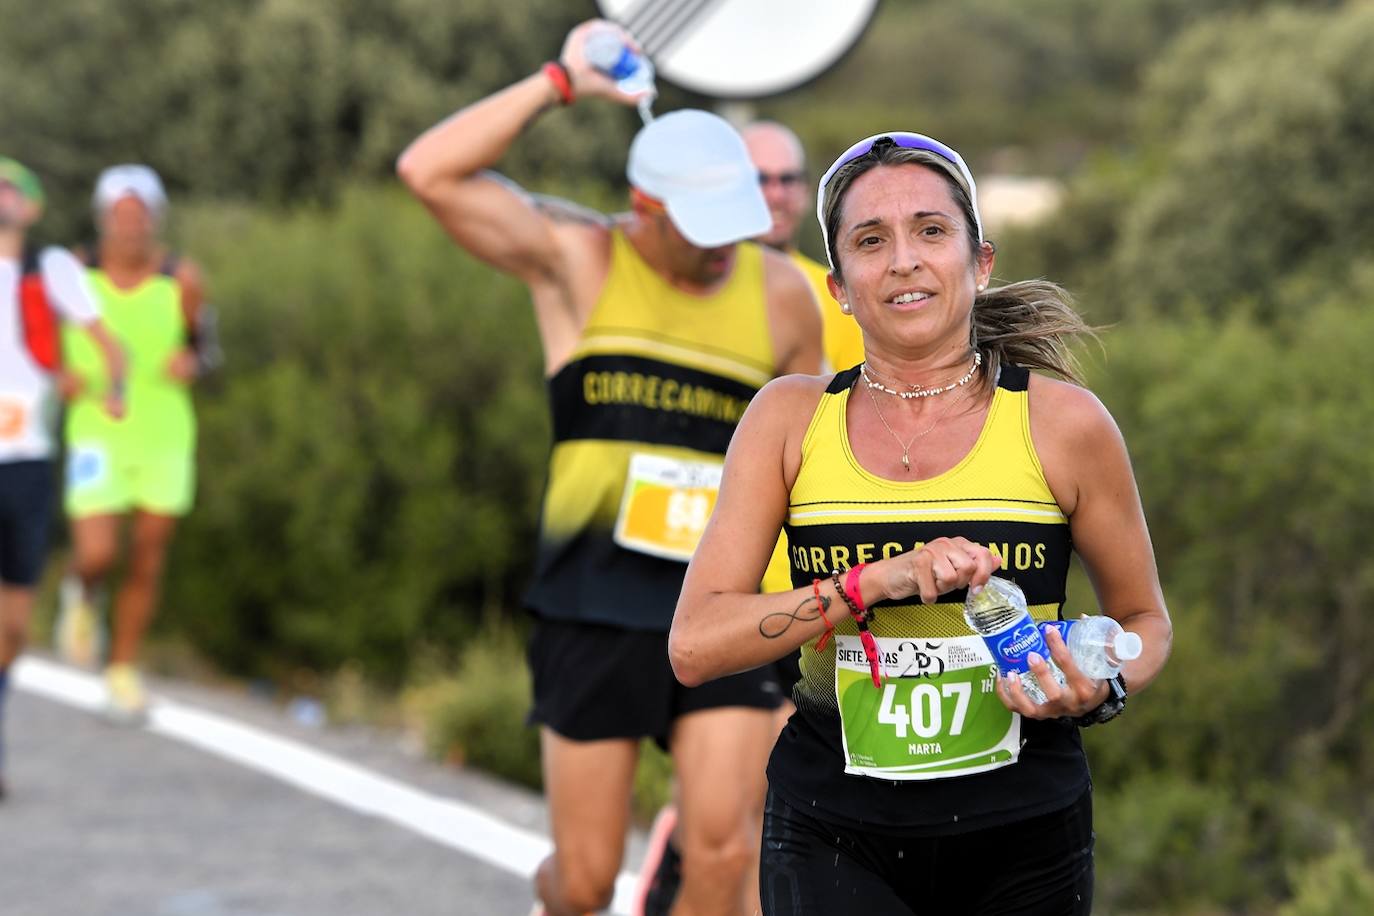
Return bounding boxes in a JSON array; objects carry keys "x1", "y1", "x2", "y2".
[
  {"x1": 559, "y1": 19, "x2": 653, "y2": 106},
  {"x1": 863, "y1": 537, "x2": 1002, "y2": 606}
]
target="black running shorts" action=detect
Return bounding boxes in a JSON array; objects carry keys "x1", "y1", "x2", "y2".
[
  {"x1": 760, "y1": 786, "x2": 1095, "y2": 915},
  {"x1": 0, "y1": 460, "x2": 54, "y2": 587},
  {"x1": 527, "y1": 616, "x2": 784, "y2": 749}
]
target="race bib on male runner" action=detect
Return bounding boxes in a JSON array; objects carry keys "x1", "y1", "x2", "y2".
[
  {"x1": 836, "y1": 634, "x2": 1022, "y2": 781},
  {"x1": 613, "y1": 453, "x2": 722, "y2": 562}
]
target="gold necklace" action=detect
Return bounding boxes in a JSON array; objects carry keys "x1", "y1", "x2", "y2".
[
  {"x1": 861, "y1": 351, "x2": 982, "y2": 399},
  {"x1": 863, "y1": 378, "x2": 968, "y2": 473}
]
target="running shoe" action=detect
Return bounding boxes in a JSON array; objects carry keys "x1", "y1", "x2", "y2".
[
  {"x1": 633, "y1": 803, "x2": 681, "y2": 916},
  {"x1": 103, "y1": 664, "x2": 148, "y2": 724},
  {"x1": 55, "y1": 575, "x2": 103, "y2": 669}
]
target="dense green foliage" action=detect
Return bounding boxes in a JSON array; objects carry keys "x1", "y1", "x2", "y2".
[
  {"x1": 997, "y1": 3, "x2": 1374, "y2": 324},
  {"x1": 163, "y1": 188, "x2": 552, "y2": 684},
  {"x1": 7, "y1": 0, "x2": 1374, "y2": 911},
  {"x1": 0, "y1": 0, "x2": 636, "y2": 242}
]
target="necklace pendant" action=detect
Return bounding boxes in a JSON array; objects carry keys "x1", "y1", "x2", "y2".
[{"x1": 901, "y1": 452, "x2": 911, "y2": 472}]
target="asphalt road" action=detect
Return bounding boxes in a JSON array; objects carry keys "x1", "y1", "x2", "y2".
[{"x1": 1, "y1": 658, "x2": 643, "y2": 916}]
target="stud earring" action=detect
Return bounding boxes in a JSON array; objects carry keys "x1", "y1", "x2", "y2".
[
  {"x1": 976, "y1": 283, "x2": 986, "y2": 292},
  {"x1": 840, "y1": 302, "x2": 852, "y2": 315}
]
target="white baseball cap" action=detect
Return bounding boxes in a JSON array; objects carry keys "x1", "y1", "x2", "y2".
[
  {"x1": 93, "y1": 164, "x2": 168, "y2": 218},
  {"x1": 626, "y1": 110, "x2": 770, "y2": 248}
]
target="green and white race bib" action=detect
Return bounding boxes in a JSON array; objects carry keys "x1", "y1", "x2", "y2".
[{"x1": 835, "y1": 634, "x2": 1021, "y2": 781}]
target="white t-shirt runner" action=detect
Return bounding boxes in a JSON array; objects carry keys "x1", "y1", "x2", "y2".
[{"x1": 0, "y1": 247, "x2": 101, "y2": 462}]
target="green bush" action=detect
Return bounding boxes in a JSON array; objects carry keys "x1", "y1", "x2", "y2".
[
  {"x1": 161, "y1": 185, "x2": 551, "y2": 684},
  {"x1": 1280, "y1": 828, "x2": 1374, "y2": 916},
  {"x1": 407, "y1": 622, "x2": 543, "y2": 790},
  {"x1": 402, "y1": 620, "x2": 675, "y2": 822},
  {"x1": 633, "y1": 741, "x2": 675, "y2": 826}
]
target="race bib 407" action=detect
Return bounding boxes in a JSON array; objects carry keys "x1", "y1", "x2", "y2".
[{"x1": 835, "y1": 634, "x2": 1022, "y2": 781}]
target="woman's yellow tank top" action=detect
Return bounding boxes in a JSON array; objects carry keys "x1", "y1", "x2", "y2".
[{"x1": 766, "y1": 364, "x2": 1089, "y2": 835}]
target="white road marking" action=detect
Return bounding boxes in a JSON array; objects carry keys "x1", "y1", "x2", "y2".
[{"x1": 13, "y1": 656, "x2": 640, "y2": 914}]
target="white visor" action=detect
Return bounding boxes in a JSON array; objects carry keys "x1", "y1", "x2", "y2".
[{"x1": 93, "y1": 164, "x2": 168, "y2": 219}]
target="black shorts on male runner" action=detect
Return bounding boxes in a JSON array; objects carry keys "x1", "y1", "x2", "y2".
[
  {"x1": 0, "y1": 460, "x2": 54, "y2": 587},
  {"x1": 527, "y1": 616, "x2": 783, "y2": 749}
]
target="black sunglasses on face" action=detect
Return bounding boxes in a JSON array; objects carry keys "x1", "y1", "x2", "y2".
[{"x1": 758, "y1": 171, "x2": 806, "y2": 188}]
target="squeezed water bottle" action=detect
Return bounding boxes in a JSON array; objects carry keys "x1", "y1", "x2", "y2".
[
  {"x1": 583, "y1": 25, "x2": 657, "y2": 99},
  {"x1": 964, "y1": 577, "x2": 1065, "y2": 705},
  {"x1": 1039, "y1": 616, "x2": 1143, "y2": 679}
]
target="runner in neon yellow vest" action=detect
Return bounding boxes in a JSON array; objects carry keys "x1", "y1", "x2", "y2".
[{"x1": 56, "y1": 164, "x2": 205, "y2": 723}]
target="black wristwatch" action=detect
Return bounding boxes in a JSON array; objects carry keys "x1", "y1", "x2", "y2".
[{"x1": 1071, "y1": 673, "x2": 1128, "y2": 727}]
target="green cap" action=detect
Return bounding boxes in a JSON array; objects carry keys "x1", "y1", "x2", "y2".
[{"x1": 0, "y1": 156, "x2": 45, "y2": 207}]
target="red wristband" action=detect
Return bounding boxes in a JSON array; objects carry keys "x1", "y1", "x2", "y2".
[
  {"x1": 832, "y1": 564, "x2": 883, "y2": 687},
  {"x1": 542, "y1": 61, "x2": 574, "y2": 105},
  {"x1": 812, "y1": 578, "x2": 835, "y2": 653},
  {"x1": 843, "y1": 563, "x2": 868, "y2": 614}
]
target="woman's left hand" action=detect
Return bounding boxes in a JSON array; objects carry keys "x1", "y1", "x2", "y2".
[{"x1": 995, "y1": 625, "x2": 1108, "y2": 720}]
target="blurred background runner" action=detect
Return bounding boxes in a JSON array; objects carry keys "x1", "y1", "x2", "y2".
[
  {"x1": 0, "y1": 155, "x2": 124, "y2": 798},
  {"x1": 56, "y1": 164, "x2": 206, "y2": 724}
]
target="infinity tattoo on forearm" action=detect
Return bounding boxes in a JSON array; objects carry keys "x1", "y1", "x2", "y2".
[{"x1": 759, "y1": 594, "x2": 831, "y2": 639}]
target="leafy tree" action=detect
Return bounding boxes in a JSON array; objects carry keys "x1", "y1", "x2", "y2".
[
  {"x1": 1078, "y1": 268, "x2": 1374, "y2": 910},
  {"x1": 0, "y1": 0, "x2": 637, "y2": 242},
  {"x1": 1113, "y1": 4, "x2": 1374, "y2": 319}
]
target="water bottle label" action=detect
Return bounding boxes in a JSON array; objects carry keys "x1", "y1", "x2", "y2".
[
  {"x1": 987, "y1": 619, "x2": 1050, "y2": 675},
  {"x1": 1039, "y1": 620, "x2": 1075, "y2": 641},
  {"x1": 833, "y1": 634, "x2": 1022, "y2": 781}
]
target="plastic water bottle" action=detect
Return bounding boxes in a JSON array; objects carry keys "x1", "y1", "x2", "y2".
[
  {"x1": 964, "y1": 577, "x2": 1065, "y2": 705},
  {"x1": 1039, "y1": 616, "x2": 1143, "y2": 679},
  {"x1": 583, "y1": 25, "x2": 657, "y2": 99}
]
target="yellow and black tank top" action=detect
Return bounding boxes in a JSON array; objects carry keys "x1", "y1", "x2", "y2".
[
  {"x1": 525, "y1": 230, "x2": 775, "y2": 631},
  {"x1": 767, "y1": 364, "x2": 1090, "y2": 835}
]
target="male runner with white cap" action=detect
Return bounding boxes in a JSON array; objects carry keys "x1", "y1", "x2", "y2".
[
  {"x1": 636, "y1": 121, "x2": 872, "y2": 916},
  {"x1": 0, "y1": 156, "x2": 125, "y2": 797},
  {"x1": 399, "y1": 18, "x2": 821, "y2": 916}
]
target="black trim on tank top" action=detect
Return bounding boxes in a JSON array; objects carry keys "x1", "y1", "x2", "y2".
[
  {"x1": 547, "y1": 353, "x2": 760, "y2": 454},
  {"x1": 782, "y1": 518, "x2": 1071, "y2": 604},
  {"x1": 827, "y1": 365, "x2": 862, "y2": 394},
  {"x1": 829, "y1": 362, "x2": 1028, "y2": 395},
  {"x1": 998, "y1": 363, "x2": 1030, "y2": 392}
]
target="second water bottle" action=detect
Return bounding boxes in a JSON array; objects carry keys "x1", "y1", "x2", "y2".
[{"x1": 1039, "y1": 616, "x2": 1142, "y2": 679}]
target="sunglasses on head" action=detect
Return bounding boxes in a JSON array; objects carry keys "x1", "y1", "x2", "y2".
[{"x1": 816, "y1": 132, "x2": 983, "y2": 262}]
